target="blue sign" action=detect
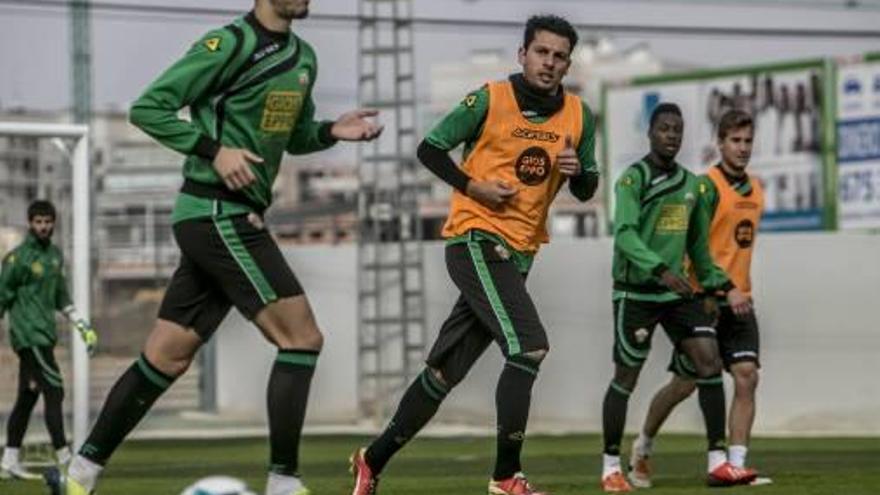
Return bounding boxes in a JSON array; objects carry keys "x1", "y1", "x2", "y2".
[
  {"x1": 843, "y1": 78, "x2": 862, "y2": 95},
  {"x1": 760, "y1": 209, "x2": 824, "y2": 231},
  {"x1": 838, "y1": 118, "x2": 880, "y2": 163},
  {"x1": 641, "y1": 92, "x2": 660, "y2": 130}
]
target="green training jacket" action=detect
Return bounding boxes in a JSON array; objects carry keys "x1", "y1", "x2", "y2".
[
  {"x1": 0, "y1": 234, "x2": 71, "y2": 351},
  {"x1": 612, "y1": 158, "x2": 732, "y2": 302},
  {"x1": 129, "y1": 11, "x2": 337, "y2": 222}
]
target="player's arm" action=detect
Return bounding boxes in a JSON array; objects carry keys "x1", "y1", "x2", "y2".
[
  {"x1": 613, "y1": 169, "x2": 667, "y2": 272},
  {"x1": 687, "y1": 181, "x2": 750, "y2": 313},
  {"x1": 286, "y1": 96, "x2": 383, "y2": 155},
  {"x1": 55, "y1": 259, "x2": 98, "y2": 355},
  {"x1": 687, "y1": 177, "x2": 730, "y2": 290},
  {"x1": 289, "y1": 47, "x2": 382, "y2": 154},
  {"x1": 567, "y1": 102, "x2": 600, "y2": 202},
  {"x1": 129, "y1": 28, "x2": 239, "y2": 161},
  {"x1": 285, "y1": 52, "x2": 337, "y2": 155},
  {"x1": 614, "y1": 169, "x2": 691, "y2": 294},
  {"x1": 285, "y1": 90, "x2": 337, "y2": 155},
  {"x1": 701, "y1": 174, "x2": 720, "y2": 220},
  {"x1": 0, "y1": 252, "x2": 22, "y2": 319},
  {"x1": 417, "y1": 87, "x2": 515, "y2": 209},
  {"x1": 417, "y1": 86, "x2": 489, "y2": 192}
]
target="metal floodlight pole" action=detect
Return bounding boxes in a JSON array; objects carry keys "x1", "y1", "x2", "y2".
[{"x1": 0, "y1": 122, "x2": 91, "y2": 449}]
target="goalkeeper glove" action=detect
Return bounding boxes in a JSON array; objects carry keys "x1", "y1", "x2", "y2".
[{"x1": 73, "y1": 319, "x2": 98, "y2": 356}]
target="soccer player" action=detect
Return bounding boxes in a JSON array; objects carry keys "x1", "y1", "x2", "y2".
[
  {"x1": 0, "y1": 200, "x2": 97, "y2": 480},
  {"x1": 350, "y1": 15, "x2": 599, "y2": 495},
  {"x1": 628, "y1": 109, "x2": 768, "y2": 488},
  {"x1": 64, "y1": 1, "x2": 382, "y2": 494},
  {"x1": 599, "y1": 103, "x2": 758, "y2": 492}
]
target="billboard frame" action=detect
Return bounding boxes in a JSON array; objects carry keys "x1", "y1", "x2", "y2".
[{"x1": 601, "y1": 57, "x2": 834, "y2": 230}]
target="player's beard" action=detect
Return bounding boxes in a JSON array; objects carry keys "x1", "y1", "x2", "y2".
[
  {"x1": 271, "y1": 0, "x2": 309, "y2": 20},
  {"x1": 30, "y1": 226, "x2": 54, "y2": 243}
]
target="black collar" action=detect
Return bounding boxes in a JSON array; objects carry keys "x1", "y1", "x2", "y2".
[
  {"x1": 643, "y1": 153, "x2": 678, "y2": 176},
  {"x1": 508, "y1": 73, "x2": 565, "y2": 119},
  {"x1": 715, "y1": 163, "x2": 749, "y2": 187},
  {"x1": 245, "y1": 11, "x2": 290, "y2": 43}
]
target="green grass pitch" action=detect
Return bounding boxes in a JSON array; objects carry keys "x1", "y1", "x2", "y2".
[{"x1": 5, "y1": 434, "x2": 879, "y2": 494}]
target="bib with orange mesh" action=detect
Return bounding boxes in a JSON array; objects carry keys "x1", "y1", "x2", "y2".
[
  {"x1": 703, "y1": 166, "x2": 764, "y2": 296},
  {"x1": 441, "y1": 80, "x2": 583, "y2": 253}
]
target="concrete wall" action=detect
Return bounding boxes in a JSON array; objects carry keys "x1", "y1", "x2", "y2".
[
  {"x1": 216, "y1": 246, "x2": 359, "y2": 423},
  {"x1": 215, "y1": 233, "x2": 880, "y2": 435}
]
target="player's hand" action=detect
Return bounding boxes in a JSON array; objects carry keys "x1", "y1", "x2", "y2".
[
  {"x1": 659, "y1": 269, "x2": 694, "y2": 297},
  {"x1": 466, "y1": 179, "x2": 518, "y2": 210},
  {"x1": 74, "y1": 319, "x2": 98, "y2": 357},
  {"x1": 557, "y1": 135, "x2": 580, "y2": 177},
  {"x1": 331, "y1": 109, "x2": 384, "y2": 141},
  {"x1": 726, "y1": 287, "x2": 753, "y2": 318},
  {"x1": 213, "y1": 146, "x2": 263, "y2": 191}
]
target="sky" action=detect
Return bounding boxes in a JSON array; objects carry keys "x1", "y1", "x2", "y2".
[{"x1": 1, "y1": 0, "x2": 879, "y2": 116}]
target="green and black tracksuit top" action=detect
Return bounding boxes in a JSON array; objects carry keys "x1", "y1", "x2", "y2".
[
  {"x1": 129, "y1": 11, "x2": 337, "y2": 223},
  {"x1": 0, "y1": 234, "x2": 72, "y2": 351},
  {"x1": 612, "y1": 157, "x2": 733, "y2": 302}
]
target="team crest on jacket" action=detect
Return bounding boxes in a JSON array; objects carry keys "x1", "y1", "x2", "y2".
[
  {"x1": 203, "y1": 37, "x2": 221, "y2": 52},
  {"x1": 31, "y1": 261, "x2": 44, "y2": 277},
  {"x1": 515, "y1": 146, "x2": 551, "y2": 186}
]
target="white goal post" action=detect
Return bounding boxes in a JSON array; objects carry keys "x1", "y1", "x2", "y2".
[{"x1": 0, "y1": 122, "x2": 91, "y2": 450}]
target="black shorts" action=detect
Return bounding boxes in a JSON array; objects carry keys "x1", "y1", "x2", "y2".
[
  {"x1": 425, "y1": 237, "x2": 546, "y2": 386},
  {"x1": 669, "y1": 304, "x2": 760, "y2": 377},
  {"x1": 17, "y1": 346, "x2": 64, "y2": 391},
  {"x1": 158, "y1": 214, "x2": 303, "y2": 340},
  {"x1": 612, "y1": 296, "x2": 717, "y2": 368}
]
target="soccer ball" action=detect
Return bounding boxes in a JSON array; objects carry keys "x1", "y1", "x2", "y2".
[{"x1": 179, "y1": 476, "x2": 256, "y2": 495}]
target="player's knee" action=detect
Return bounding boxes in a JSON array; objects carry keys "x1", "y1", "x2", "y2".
[
  {"x1": 259, "y1": 298, "x2": 324, "y2": 351},
  {"x1": 25, "y1": 378, "x2": 40, "y2": 394},
  {"x1": 429, "y1": 367, "x2": 451, "y2": 388},
  {"x1": 164, "y1": 356, "x2": 193, "y2": 377},
  {"x1": 144, "y1": 348, "x2": 193, "y2": 378},
  {"x1": 25, "y1": 387, "x2": 40, "y2": 402},
  {"x1": 732, "y1": 363, "x2": 759, "y2": 391},
  {"x1": 17, "y1": 386, "x2": 39, "y2": 406},
  {"x1": 43, "y1": 386, "x2": 64, "y2": 405},
  {"x1": 300, "y1": 328, "x2": 324, "y2": 351},
  {"x1": 275, "y1": 323, "x2": 323, "y2": 351},
  {"x1": 613, "y1": 366, "x2": 641, "y2": 390},
  {"x1": 696, "y1": 361, "x2": 723, "y2": 378},
  {"x1": 691, "y1": 353, "x2": 723, "y2": 378},
  {"x1": 145, "y1": 319, "x2": 202, "y2": 377},
  {"x1": 522, "y1": 347, "x2": 548, "y2": 363}
]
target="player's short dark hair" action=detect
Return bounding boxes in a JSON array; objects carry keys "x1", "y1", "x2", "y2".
[
  {"x1": 523, "y1": 15, "x2": 578, "y2": 53},
  {"x1": 649, "y1": 103, "x2": 683, "y2": 130},
  {"x1": 28, "y1": 200, "x2": 56, "y2": 221},
  {"x1": 717, "y1": 109, "x2": 754, "y2": 140}
]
